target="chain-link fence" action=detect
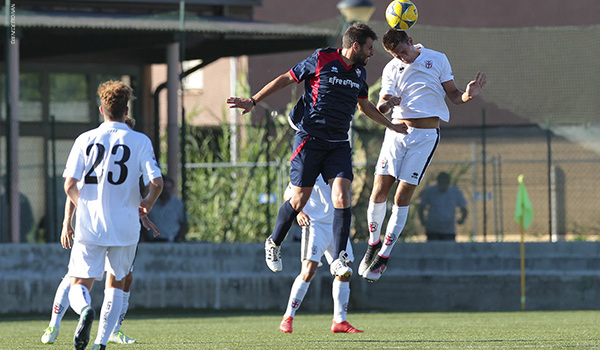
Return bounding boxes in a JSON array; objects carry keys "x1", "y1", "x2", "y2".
[{"x1": 182, "y1": 120, "x2": 600, "y2": 243}]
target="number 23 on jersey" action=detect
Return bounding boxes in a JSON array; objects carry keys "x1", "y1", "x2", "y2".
[{"x1": 84, "y1": 143, "x2": 131, "y2": 185}]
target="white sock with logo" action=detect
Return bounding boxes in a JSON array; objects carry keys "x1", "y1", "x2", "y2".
[
  {"x1": 367, "y1": 201, "x2": 387, "y2": 244},
  {"x1": 284, "y1": 275, "x2": 310, "y2": 318},
  {"x1": 49, "y1": 275, "x2": 71, "y2": 328},
  {"x1": 111, "y1": 291, "x2": 130, "y2": 334},
  {"x1": 378, "y1": 205, "x2": 409, "y2": 257},
  {"x1": 95, "y1": 288, "x2": 124, "y2": 346},
  {"x1": 332, "y1": 279, "x2": 350, "y2": 323}
]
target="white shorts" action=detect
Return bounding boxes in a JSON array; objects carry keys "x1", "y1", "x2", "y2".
[
  {"x1": 68, "y1": 241, "x2": 137, "y2": 281},
  {"x1": 300, "y1": 221, "x2": 354, "y2": 265},
  {"x1": 374, "y1": 127, "x2": 439, "y2": 185}
]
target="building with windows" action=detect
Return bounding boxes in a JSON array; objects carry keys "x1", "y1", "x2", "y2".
[{"x1": 0, "y1": 0, "x2": 334, "y2": 243}]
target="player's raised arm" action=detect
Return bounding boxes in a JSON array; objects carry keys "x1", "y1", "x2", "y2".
[
  {"x1": 227, "y1": 71, "x2": 296, "y2": 114},
  {"x1": 443, "y1": 71, "x2": 487, "y2": 105}
]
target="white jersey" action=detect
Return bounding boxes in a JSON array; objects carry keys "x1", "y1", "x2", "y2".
[
  {"x1": 63, "y1": 121, "x2": 162, "y2": 246},
  {"x1": 300, "y1": 176, "x2": 333, "y2": 224},
  {"x1": 380, "y1": 44, "x2": 454, "y2": 122},
  {"x1": 293, "y1": 176, "x2": 354, "y2": 264}
]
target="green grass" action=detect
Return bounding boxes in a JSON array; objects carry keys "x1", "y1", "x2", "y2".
[{"x1": 2, "y1": 310, "x2": 600, "y2": 349}]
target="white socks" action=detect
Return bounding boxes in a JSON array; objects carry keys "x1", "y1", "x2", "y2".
[
  {"x1": 367, "y1": 201, "x2": 387, "y2": 244},
  {"x1": 68, "y1": 283, "x2": 92, "y2": 315},
  {"x1": 378, "y1": 205, "x2": 409, "y2": 257},
  {"x1": 284, "y1": 276, "x2": 310, "y2": 318},
  {"x1": 49, "y1": 275, "x2": 71, "y2": 328},
  {"x1": 111, "y1": 291, "x2": 130, "y2": 334},
  {"x1": 95, "y1": 288, "x2": 124, "y2": 346},
  {"x1": 283, "y1": 274, "x2": 352, "y2": 323},
  {"x1": 332, "y1": 279, "x2": 350, "y2": 323}
]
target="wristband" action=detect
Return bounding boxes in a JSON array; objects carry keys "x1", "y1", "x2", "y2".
[{"x1": 250, "y1": 97, "x2": 257, "y2": 106}]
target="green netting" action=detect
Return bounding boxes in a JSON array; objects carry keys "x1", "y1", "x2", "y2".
[{"x1": 369, "y1": 22, "x2": 600, "y2": 126}]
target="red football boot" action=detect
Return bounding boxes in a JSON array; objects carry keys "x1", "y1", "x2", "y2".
[
  {"x1": 331, "y1": 320, "x2": 364, "y2": 333},
  {"x1": 279, "y1": 316, "x2": 293, "y2": 333}
]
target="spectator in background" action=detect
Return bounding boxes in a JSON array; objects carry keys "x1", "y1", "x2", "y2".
[
  {"x1": 0, "y1": 174, "x2": 34, "y2": 242},
  {"x1": 418, "y1": 172, "x2": 468, "y2": 241},
  {"x1": 147, "y1": 177, "x2": 188, "y2": 242}
]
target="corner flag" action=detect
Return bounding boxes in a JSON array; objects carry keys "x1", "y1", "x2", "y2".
[
  {"x1": 514, "y1": 174, "x2": 534, "y2": 229},
  {"x1": 515, "y1": 174, "x2": 533, "y2": 310}
]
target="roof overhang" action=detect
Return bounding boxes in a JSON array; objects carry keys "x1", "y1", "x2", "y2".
[{"x1": 4, "y1": 10, "x2": 337, "y2": 64}]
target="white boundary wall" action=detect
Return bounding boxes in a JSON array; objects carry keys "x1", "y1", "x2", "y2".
[{"x1": 2, "y1": 241, "x2": 600, "y2": 314}]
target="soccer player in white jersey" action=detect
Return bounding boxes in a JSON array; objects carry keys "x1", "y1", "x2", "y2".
[
  {"x1": 42, "y1": 198, "x2": 158, "y2": 345},
  {"x1": 359, "y1": 29, "x2": 486, "y2": 282},
  {"x1": 41, "y1": 116, "x2": 160, "y2": 346},
  {"x1": 62, "y1": 81, "x2": 163, "y2": 350},
  {"x1": 279, "y1": 176, "x2": 363, "y2": 334}
]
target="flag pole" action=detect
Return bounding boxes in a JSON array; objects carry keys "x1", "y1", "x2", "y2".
[{"x1": 520, "y1": 215, "x2": 525, "y2": 310}]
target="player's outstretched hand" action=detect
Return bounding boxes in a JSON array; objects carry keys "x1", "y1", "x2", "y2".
[
  {"x1": 141, "y1": 215, "x2": 160, "y2": 238},
  {"x1": 226, "y1": 96, "x2": 254, "y2": 114},
  {"x1": 465, "y1": 71, "x2": 487, "y2": 99}
]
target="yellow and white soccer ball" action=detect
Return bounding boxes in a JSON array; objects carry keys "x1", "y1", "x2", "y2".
[{"x1": 385, "y1": 0, "x2": 418, "y2": 30}]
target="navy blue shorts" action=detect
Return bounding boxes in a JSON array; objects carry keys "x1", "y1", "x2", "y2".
[{"x1": 289, "y1": 133, "x2": 353, "y2": 187}]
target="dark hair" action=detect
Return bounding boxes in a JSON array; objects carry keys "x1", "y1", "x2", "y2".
[
  {"x1": 437, "y1": 172, "x2": 450, "y2": 183},
  {"x1": 342, "y1": 22, "x2": 378, "y2": 49},
  {"x1": 382, "y1": 28, "x2": 410, "y2": 51}
]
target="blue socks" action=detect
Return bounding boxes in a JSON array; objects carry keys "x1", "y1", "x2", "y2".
[
  {"x1": 270, "y1": 200, "x2": 299, "y2": 246},
  {"x1": 333, "y1": 207, "x2": 352, "y2": 260}
]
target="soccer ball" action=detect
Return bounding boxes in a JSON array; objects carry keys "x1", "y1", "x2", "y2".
[{"x1": 385, "y1": 0, "x2": 418, "y2": 30}]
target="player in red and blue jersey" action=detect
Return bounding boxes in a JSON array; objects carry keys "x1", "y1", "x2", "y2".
[{"x1": 227, "y1": 23, "x2": 407, "y2": 277}]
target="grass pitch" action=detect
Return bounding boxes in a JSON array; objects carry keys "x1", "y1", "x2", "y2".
[{"x1": 1, "y1": 310, "x2": 599, "y2": 349}]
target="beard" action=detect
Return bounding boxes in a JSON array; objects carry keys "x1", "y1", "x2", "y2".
[{"x1": 353, "y1": 51, "x2": 369, "y2": 66}]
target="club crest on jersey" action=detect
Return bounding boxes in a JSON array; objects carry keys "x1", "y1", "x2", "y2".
[
  {"x1": 369, "y1": 222, "x2": 378, "y2": 233},
  {"x1": 425, "y1": 60, "x2": 433, "y2": 69},
  {"x1": 355, "y1": 68, "x2": 361, "y2": 77},
  {"x1": 312, "y1": 245, "x2": 318, "y2": 256},
  {"x1": 380, "y1": 159, "x2": 388, "y2": 169}
]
